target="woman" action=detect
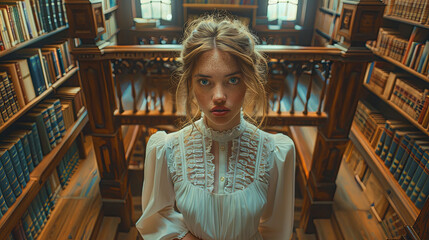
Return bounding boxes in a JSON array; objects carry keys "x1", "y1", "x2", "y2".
[{"x1": 136, "y1": 15, "x2": 295, "y2": 240}]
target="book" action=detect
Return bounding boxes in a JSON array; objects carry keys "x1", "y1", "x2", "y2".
[
  {"x1": 2, "y1": 59, "x2": 36, "y2": 104},
  {"x1": 0, "y1": 64, "x2": 26, "y2": 108},
  {"x1": 9, "y1": 130, "x2": 35, "y2": 173},
  {"x1": 407, "y1": 150, "x2": 429, "y2": 198},
  {"x1": 21, "y1": 109, "x2": 53, "y2": 156},
  {"x1": 15, "y1": 122, "x2": 43, "y2": 165},
  {"x1": 0, "y1": 149, "x2": 21, "y2": 198},
  {"x1": 35, "y1": 103, "x2": 61, "y2": 144},
  {"x1": 0, "y1": 151, "x2": 16, "y2": 207},
  {"x1": 43, "y1": 98, "x2": 66, "y2": 136},
  {"x1": 0, "y1": 137, "x2": 30, "y2": 183}
]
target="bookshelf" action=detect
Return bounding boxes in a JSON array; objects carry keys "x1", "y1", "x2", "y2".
[
  {"x1": 350, "y1": 125, "x2": 419, "y2": 225},
  {"x1": 0, "y1": 0, "x2": 90, "y2": 238},
  {"x1": 0, "y1": 110, "x2": 88, "y2": 239}
]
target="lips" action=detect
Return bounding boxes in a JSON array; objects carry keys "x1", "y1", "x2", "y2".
[{"x1": 210, "y1": 106, "x2": 230, "y2": 116}]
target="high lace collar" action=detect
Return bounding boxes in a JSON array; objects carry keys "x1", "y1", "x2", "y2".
[{"x1": 196, "y1": 113, "x2": 247, "y2": 142}]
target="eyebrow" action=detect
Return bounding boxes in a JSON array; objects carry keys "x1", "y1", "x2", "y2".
[{"x1": 193, "y1": 71, "x2": 241, "y2": 78}]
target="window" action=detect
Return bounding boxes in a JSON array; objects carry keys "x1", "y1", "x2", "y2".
[
  {"x1": 267, "y1": 0, "x2": 298, "y2": 22},
  {"x1": 140, "y1": 0, "x2": 172, "y2": 21}
]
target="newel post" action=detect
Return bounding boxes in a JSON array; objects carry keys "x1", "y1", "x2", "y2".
[
  {"x1": 64, "y1": 0, "x2": 132, "y2": 231},
  {"x1": 300, "y1": 0, "x2": 385, "y2": 233}
]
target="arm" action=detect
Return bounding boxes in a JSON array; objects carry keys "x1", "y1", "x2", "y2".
[
  {"x1": 136, "y1": 131, "x2": 189, "y2": 240},
  {"x1": 259, "y1": 134, "x2": 296, "y2": 240}
]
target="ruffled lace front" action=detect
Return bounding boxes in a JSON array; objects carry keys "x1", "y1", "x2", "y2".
[{"x1": 167, "y1": 116, "x2": 274, "y2": 194}]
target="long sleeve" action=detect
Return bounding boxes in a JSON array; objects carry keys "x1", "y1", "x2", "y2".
[
  {"x1": 136, "y1": 131, "x2": 188, "y2": 240},
  {"x1": 259, "y1": 134, "x2": 296, "y2": 240}
]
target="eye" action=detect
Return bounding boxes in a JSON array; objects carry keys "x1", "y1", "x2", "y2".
[
  {"x1": 198, "y1": 79, "x2": 210, "y2": 86},
  {"x1": 228, "y1": 77, "x2": 240, "y2": 85}
]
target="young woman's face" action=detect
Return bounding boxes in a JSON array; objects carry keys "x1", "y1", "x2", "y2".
[{"x1": 192, "y1": 49, "x2": 246, "y2": 131}]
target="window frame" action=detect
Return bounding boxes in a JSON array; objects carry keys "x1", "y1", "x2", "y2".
[{"x1": 135, "y1": 0, "x2": 182, "y2": 26}]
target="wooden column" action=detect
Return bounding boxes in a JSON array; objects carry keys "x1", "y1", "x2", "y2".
[
  {"x1": 65, "y1": 0, "x2": 132, "y2": 231},
  {"x1": 300, "y1": 0, "x2": 385, "y2": 233}
]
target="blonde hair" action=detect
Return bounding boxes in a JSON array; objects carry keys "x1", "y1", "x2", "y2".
[{"x1": 175, "y1": 14, "x2": 268, "y2": 128}]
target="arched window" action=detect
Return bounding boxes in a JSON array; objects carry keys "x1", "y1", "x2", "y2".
[
  {"x1": 267, "y1": 0, "x2": 298, "y2": 23},
  {"x1": 140, "y1": 0, "x2": 172, "y2": 21}
]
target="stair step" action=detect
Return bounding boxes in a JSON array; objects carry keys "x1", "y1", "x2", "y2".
[
  {"x1": 96, "y1": 217, "x2": 121, "y2": 240},
  {"x1": 314, "y1": 219, "x2": 340, "y2": 240},
  {"x1": 295, "y1": 228, "x2": 317, "y2": 240},
  {"x1": 118, "y1": 227, "x2": 140, "y2": 240}
]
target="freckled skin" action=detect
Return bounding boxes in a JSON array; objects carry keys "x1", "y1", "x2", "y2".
[{"x1": 192, "y1": 49, "x2": 247, "y2": 131}]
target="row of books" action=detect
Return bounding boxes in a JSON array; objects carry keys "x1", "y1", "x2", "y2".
[
  {"x1": 372, "y1": 27, "x2": 429, "y2": 75},
  {"x1": 364, "y1": 62, "x2": 429, "y2": 128},
  {"x1": 0, "y1": 0, "x2": 68, "y2": 51},
  {"x1": 0, "y1": 41, "x2": 73, "y2": 125},
  {"x1": 185, "y1": 0, "x2": 255, "y2": 4},
  {"x1": 344, "y1": 143, "x2": 405, "y2": 238},
  {"x1": 354, "y1": 101, "x2": 429, "y2": 210},
  {"x1": 7, "y1": 142, "x2": 79, "y2": 240},
  {"x1": 0, "y1": 99, "x2": 66, "y2": 213},
  {"x1": 384, "y1": 0, "x2": 429, "y2": 24}
]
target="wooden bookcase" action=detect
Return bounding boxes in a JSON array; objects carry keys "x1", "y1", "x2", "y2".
[
  {"x1": 0, "y1": 4, "x2": 90, "y2": 239},
  {"x1": 345, "y1": 5, "x2": 429, "y2": 240}
]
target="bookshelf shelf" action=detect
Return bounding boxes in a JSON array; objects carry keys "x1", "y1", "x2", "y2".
[
  {"x1": 364, "y1": 85, "x2": 429, "y2": 137},
  {"x1": 0, "y1": 109, "x2": 89, "y2": 239},
  {"x1": 182, "y1": 3, "x2": 258, "y2": 10},
  {"x1": 384, "y1": 15, "x2": 429, "y2": 30},
  {"x1": 370, "y1": 48, "x2": 429, "y2": 83},
  {"x1": 0, "y1": 66, "x2": 79, "y2": 135},
  {"x1": 104, "y1": 5, "x2": 118, "y2": 15},
  {"x1": 349, "y1": 125, "x2": 420, "y2": 225},
  {"x1": 0, "y1": 26, "x2": 69, "y2": 59}
]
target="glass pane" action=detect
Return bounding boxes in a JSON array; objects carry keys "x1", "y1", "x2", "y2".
[
  {"x1": 162, "y1": 0, "x2": 171, "y2": 4},
  {"x1": 267, "y1": 4, "x2": 278, "y2": 21},
  {"x1": 268, "y1": 0, "x2": 278, "y2": 4},
  {"x1": 162, "y1": 3, "x2": 172, "y2": 20},
  {"x1": 152, "y1": 1, "x2": 161, "y2": 19},
  {"x1": 278, "y1": 2, "x2": 287, "y2": 20},
  {"x1": 286, "y1": 4, "x2": 297, "y2": 20},
  {"x1": 290, "y1": 0, "x2": 299, "y2": 4},
  {"x1": 141, "y1": 3, "x2": 152, "y2": 19},
  {"x1": 140, "y1": 0, "x2": 151, "y2": 4}
]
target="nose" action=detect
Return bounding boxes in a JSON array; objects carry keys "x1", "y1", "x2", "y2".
[{"x1": 212, "y1": 85, "x2": 226, "y2": 104}]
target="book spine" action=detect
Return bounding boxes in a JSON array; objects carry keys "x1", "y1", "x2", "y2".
[
  {"x1": 415, "y1": 177, "x2": 429, "y2": 209},
  {"x1": 14, "y1": 139, "x2": 30, "y2": 183},
  {"x1": 410, "y1": 163, "x2": 429, "y2": 202},
  {"x1": 19, "y1": 133, "x2": 35, "y2": 173},
  {"x1": 0, "y1": 187, "x2": 8, "y2": 216},
  {"x1": 39, "y1": 108, "x2": 56, "y2": 149},
  {"x1": 406, "y1": 150, "x2": 429, "y2": 196},
  {"x1": 5, "y1": 145, "x2": 27, "y2": 189},
  {"x1": 3, "y1": 72, "x2": 19, "y2": 114},
  {"x1": 0, "y1": 155, "x2": 15, "y2": 207},
  {"x1": 380, "y1": 127, "x2": 395, "y2": 160},
  {"x1": 390, "y1": 136, "x2": 410, "y2": 173},
  {"x1": 30, "y1": 122, "x2": 45, "y2": 161},
  {"x1": 27, "y1": 203, "x2": 40, "y2": 238},
  {"x1": 47, "y1": 105, "x2": 61, "y2": 143},
  {"x1": 27, "y1": 56, "x2": 47, "y2": 96},
  {"x1": 39, "y1": 184, "x2": 51, "y2": 217},
  {"x1": 0, "y1": 150, "x2": 21, "y2": 198},
  {"x1": 0, "y1": 75, "x2": 13, "y2": 119},
  {"x1": 53, "y1": 100, "x2": 66, "y2": 136},
  {"x1": 21, "y1": 210, "x2": 34, "y2": 240},
  {"x1": 385, "y1": 132, "x2": 401, "y2": 167},
  {"x1": 394, "y1": 140, "x2": 414, "y2": 180},
  {"x1": 0, "y1": 76, "x2": 9, "y2": 122},
  {"x1": 399, "y1": 143, "x2": 422, "y2": 188}
]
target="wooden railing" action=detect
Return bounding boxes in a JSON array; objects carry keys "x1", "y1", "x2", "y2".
[{"x1": 72, "y1": 44, "x2": 372, "y2": 233}]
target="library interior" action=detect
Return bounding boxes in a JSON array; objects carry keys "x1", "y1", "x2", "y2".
[{"x1": 0, "y1": 0, "x2": 428, "y2": 239}]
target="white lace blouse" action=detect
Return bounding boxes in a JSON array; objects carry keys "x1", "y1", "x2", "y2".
[{"x1": 136, "y1": 117, "x2": 295, "y2": 240}]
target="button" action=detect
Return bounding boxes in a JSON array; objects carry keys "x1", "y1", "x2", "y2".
[
  {"x1": 220, "y1": 176, "x2": 225, "y2": 182},
  {"x1": 220, "y1": 145, "x2": 225, "y2": 151}
]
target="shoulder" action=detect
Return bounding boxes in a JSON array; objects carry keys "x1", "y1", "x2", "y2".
[
  {"x1": 147, "y1": 131, "x2": 168, "y2": 149},
  {"x1": 260, "y1": 130, "x2": 295, "y2": 163}
]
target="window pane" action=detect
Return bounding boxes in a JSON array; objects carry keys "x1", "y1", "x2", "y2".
[
  {"x1": 286, "y1": 4, "x2": 297, "y2": 20},
  {"x1": 141, "y1": 3, "x2": 152, "y2": 19},
  {"x1": 267, "y1": 4, "x2": 278, "y2": 21},
  {"x1": 162, "y1": 3, "x2": 172, "y2": 20},
  {"x1": 152, "y1": 1, "x2": 161, "y2": 19}
]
